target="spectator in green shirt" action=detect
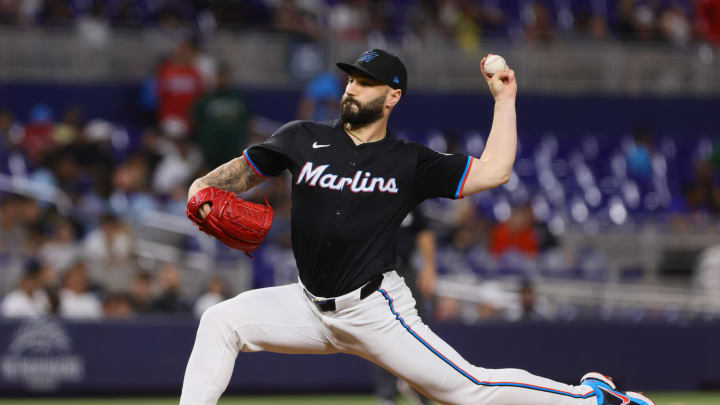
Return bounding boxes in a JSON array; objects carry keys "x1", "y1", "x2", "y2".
[{"x1": 193, "y1": 64, "x2": 253, "y2": 168}]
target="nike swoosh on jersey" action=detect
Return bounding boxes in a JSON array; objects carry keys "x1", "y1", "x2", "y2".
[{"x1": 312, "y1": 142, "x2": 331, "y2": 149}]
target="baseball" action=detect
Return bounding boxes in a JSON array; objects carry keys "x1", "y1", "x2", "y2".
[{"x1": 484, "y1": 54, "x2": 507, "y2": 77}]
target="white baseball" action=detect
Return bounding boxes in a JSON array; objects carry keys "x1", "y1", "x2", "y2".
[{"x1": 484, "y1": 55, "x2": 507, "y2": 77}]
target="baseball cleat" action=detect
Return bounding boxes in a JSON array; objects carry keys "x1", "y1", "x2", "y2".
[{"x1": 580, "y1": 372, "x2": 655, "y2": 405}]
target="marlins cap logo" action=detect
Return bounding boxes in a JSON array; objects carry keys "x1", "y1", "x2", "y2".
[{"x1": 357, "y1": 51, "x2": 379, "y2": 63}]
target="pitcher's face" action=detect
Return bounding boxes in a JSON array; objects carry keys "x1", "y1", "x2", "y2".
[{"x1": 341, "y1": 74, "x2": 390, "y2": 127}]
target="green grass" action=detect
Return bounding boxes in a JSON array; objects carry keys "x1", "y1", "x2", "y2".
[
  {"x1": 2, "y1": 393, "x2": 719, "y2": 404},
  {"x1": 648, "y1": 392, "x2": 720, "y2": 405}
]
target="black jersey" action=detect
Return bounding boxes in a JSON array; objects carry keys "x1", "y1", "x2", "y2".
[
  {"x1": 244, "y1": 119, "x2": 472, "y2": 297},
  {"x1": 396, "y1": 209, "x2": 429, "y2": 270}
]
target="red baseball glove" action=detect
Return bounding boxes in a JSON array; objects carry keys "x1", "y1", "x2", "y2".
[{"x1": 186, "y1": 186, "x2": 274, "y2": 256}]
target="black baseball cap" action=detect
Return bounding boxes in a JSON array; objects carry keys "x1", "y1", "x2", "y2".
[{"x1": 337, "y1": 48, "x2": 407, "y2": 95}]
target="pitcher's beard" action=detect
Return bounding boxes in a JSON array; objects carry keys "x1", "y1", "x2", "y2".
[{"x1": 341, "y1": 94, "x2": 385, "y2": 127}]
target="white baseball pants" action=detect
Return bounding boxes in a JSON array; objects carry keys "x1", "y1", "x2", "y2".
[{"x1": 180, "y1": 271, "x2": 597, "y2": 405}]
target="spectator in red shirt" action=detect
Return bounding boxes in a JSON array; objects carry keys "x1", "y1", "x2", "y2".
[
  {"x1": 490, "y1": 204, "x2": 539, "y2": 257},
  {"x1": 22, "y1": 104, "x2": 56, "y2": 167},
  {"x1": 697, "y1": 0, "x2": 720, "y2": 44},
  {"x1": 156, "y1": 40, "x2": 204, "y2": 129}
]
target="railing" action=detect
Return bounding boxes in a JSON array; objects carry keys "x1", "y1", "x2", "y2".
[
  {"x1": 562, "y1": 228, "x2": 720, "y2": 282},
  {"x1": 0, "y1": 176, "x2": 252, "y2": 295},
  {"x1": 0, "y1": 174, "x2": 72, "y2": 215},
  {"x1": 435, "y1": 276, "x2": 720, "y2": 318},
  {"x1": 1, "y1": 175, "x2": 718, "y2": 314},
  {"x1": 0, "y1": 27, "x2": 718, "y2": 94}
]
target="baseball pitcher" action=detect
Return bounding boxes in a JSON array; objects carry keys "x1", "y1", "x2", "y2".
[{"x1": 181, "y1": 49, "x2": 654, "y2": 405}]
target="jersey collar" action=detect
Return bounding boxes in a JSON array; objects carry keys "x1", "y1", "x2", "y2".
[{"x1": 335, "y1": 119, "x2": 396, "y2": 148}]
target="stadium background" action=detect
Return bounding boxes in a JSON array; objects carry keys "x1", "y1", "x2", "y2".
[{"x1": 1, "y1": 0, "x2": 719, "y2": 403}]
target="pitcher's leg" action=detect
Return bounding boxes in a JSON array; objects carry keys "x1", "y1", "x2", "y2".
[
  {"x1": 180, "y1": 284, "x2": 336, "y2": 405},
  {"x1": 348, "y1": 279, "x2": 597, "y2": 405}
]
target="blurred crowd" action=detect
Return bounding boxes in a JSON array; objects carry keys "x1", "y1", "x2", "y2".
[
  {"x1": 0, "y1": 38, "x2": 266, "y2": 321},
  {"x1": 1, "y1": 30, "x2": 720, "y2": 323},
  {"x1": 0, "y1": 0, "x2": 719, "y2": 49}
]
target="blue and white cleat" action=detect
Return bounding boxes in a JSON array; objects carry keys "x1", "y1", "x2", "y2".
[{"x1": 580, "y1": 372, "x2": 655, "y2": 405}]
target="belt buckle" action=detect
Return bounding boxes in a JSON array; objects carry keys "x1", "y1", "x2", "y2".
[
  {"x1": 304, "y1": 288, "x2": 334, "y2": 310},
  {"x1": 314, "y1": 297, "x2": 336, "y2": 311}
]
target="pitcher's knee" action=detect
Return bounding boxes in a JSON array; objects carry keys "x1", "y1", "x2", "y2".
[
  {"x1": 198, "y1": 300, "x2": 235, "y2": 333},
  {"x1": 198, "y1": 296, "x2": 256, "y2": 340}
]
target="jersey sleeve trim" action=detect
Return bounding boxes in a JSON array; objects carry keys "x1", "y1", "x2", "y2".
[
  {"x1": 454, "y1": 156, "x2": 473, "y2": 199},
  {"x1": 242, "y1": 149, "x2": 272, "y2": 178}
]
